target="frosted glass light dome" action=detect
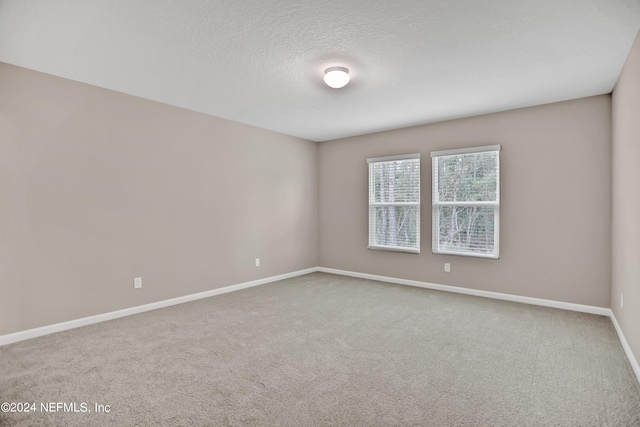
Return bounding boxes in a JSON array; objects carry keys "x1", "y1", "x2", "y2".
[{"x1": 324, "y1": 67, "x2": 350, "y2": 88}]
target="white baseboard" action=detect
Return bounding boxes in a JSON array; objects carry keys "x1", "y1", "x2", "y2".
[
  {"x1": 0, "y1": 267, "x2": 318, "y2": 347},
  {"x1": 609, "y1": 312, "x2": 640, "y2": 385},
  {"x1": 317, "y1": 267, "x2": 611, "y2": 316}
]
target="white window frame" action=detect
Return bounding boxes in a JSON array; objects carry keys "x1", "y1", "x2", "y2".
[
  {"x1": 431, "y1": 145, "x2": 501, "y2": 259},
  {"x1": 368, "y1": 153, "x2": 421, "y2": 254}
]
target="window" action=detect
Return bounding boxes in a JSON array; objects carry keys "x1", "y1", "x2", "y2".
[
  {"x1": 431, "y1": 145, "x2": 501, "y2": 259},
  {"x1": 368, "y1": 153, "x2": 420, "y2": 253}
]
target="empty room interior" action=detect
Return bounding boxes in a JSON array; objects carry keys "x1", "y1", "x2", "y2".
[{"x1": 1, "y1": 1, "x2": 640, "y2": 425}]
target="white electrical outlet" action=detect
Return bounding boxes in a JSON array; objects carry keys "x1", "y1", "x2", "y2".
[
  {"x1": 255, "y1": 258, "x2": 260, "y2": 267},
  {"x1": 621, "y1": 294, "x2": 624, "y2": 309},
  {"x1": 444, "y1": 263, "x2": 451, "y2": 273},
  {"x1": 134, "y1": 277, "x2": 142, "y2": 289}
]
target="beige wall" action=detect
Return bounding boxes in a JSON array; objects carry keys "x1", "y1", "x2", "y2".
[
  {"x1": 0, "y1": 63, "x2": 318, "y2": 336},
  {"x1": 319, "y1": 96, "x2": 612, "y2": 307},
  {"x1": 612, "y1": 31, "x2": 640, "y2": 365}
]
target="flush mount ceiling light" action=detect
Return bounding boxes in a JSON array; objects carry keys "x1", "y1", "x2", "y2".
[{"x1": 323, "y1": 67, "x2": 350, "y2": 89}]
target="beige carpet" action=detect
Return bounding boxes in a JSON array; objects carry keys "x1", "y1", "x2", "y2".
[{"x1": 1, "y1": 272, "x2": 639, "y2": 426}]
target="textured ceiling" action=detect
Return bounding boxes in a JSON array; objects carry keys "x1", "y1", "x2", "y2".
[{"x1": 1, "y1": 0, "x2": 639, "y2": 141}]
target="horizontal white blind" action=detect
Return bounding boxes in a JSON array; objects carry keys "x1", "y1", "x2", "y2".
[
  {"x1": 430, "y1": 145, "x2": 501, "y2": 158},
  {"x1": 432, "y1": 146, "x2": 500, "y2": 258},
  {"x1": 368, "y1": 155, "x2": 420, "y2": 253},
  {"x1": 368, "y1": 153, "x2": 421, "y2": 163}
]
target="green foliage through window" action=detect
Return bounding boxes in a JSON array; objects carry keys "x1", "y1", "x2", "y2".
[
  {"x1": 368, "y1": 155, "x2": 420, "y2": 253},
  {"x1": 432, "y1": 147, "x2": 500, "y2": 258}
]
